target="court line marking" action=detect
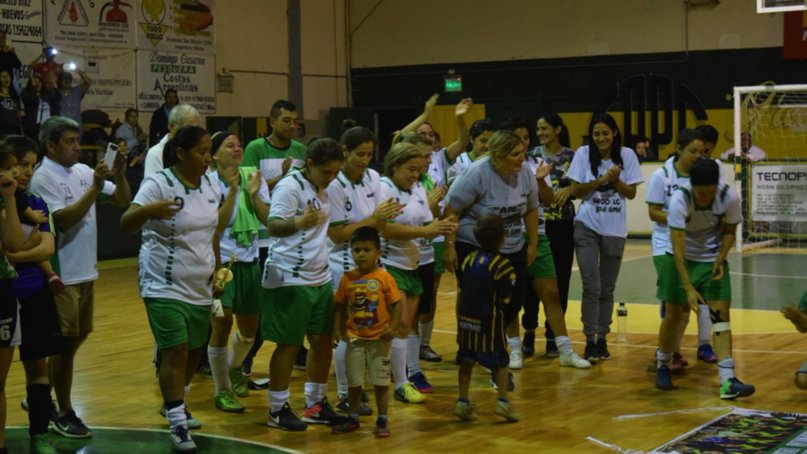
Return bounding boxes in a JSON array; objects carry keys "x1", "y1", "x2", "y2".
[
  {"x1": 4, "y1": 426, "x2": 306, "y2": 454},
  {"x1": 585, "y1": 435, "x2": 642, "y2": 454},
  {"x1": 729, "y1": 271, "x2": 807, "y2": 280},
  {"x1": 613, "y1": 406, "x2": 734, "y2": 421}
]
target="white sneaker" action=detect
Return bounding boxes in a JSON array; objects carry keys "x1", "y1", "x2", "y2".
[
  {"x1": 509, "y1": 348, "x2": 523, "y2": 370},
  {"x1": 559, "y1": 351, "x2": 591, "y2": 369}
]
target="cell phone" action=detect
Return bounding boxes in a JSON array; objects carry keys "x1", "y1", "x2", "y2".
[{"x1": 104, "y1": 142, "x2": 119, "y2": 168}]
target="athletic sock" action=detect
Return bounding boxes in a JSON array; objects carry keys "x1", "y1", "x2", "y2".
[
  {"x1": 208, "y1": 345, "x2": 230, "y2": 394},
  {"x1": 391, "y1": 337, "x2": 408, "y2": 389},
  {"x1": 406, "y1": 334, "x2": 422, "y2": 376},
  {"x1": 334, "y1": 340, "x2": 348, "y2": 397},
  {"x1": 269, "y1": 388, "x2": 290, "y2": 413},
  {"x1": 656, "y1": 349, "x2": 672, "y2": 369},
  {"x1": 229, "y1": 330, "x2": 255, "y2": 368},
  {"x1": 26, "y1": 383, "x2": 52, "y2": 436},
  {"x1": 507, "y1": 336, "x2": 521, "y2": 352},
  {"x1": 165, "y1": 401, "x2": 187, "y2": 429},
  {"x1": 697, "y1": 304, "x2": 712, "y2": 345},
  {"x1": 555, "y1": 335, "x2": 572, "y2": 355},
  {"x1": 419, "y1": 320, "x2": 434, "y2": 346},
  {"x1": 717, "y1": 357, "x2": 735, "y2": 383}
]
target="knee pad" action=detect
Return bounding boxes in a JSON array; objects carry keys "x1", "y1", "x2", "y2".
[{"x1": 711, "y1": 322, "x2": 730, "y2": 335}]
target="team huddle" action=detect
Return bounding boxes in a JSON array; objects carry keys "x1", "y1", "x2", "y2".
[{"x1": 0, "y1": 95, "x2": 761, "y2": 453}]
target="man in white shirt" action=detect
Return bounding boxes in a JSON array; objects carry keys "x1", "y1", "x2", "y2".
[
  {"x1": 143, "y1": 105, "x2": 202, "y2": 178},
  {"x1": 29, "y1": 116, "x2": 131, "y2": 439},
  {"x1": 720, "y1": 133, "x2": 766, "y2": 162}
]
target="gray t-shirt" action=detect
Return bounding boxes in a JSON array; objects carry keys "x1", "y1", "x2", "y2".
[{"x1": 445, "y1": 156, "x2": 539, "y2": 254}]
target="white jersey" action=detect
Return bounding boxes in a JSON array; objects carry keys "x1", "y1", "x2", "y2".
[
  {"x1": 378, "y1": 176, "x2": 433, "y2": 271},
  {"x1": 567, "y1": 146, "x2": 644, "y2": 238},
  {"x1": 445, "y1": 155, "x2": 539, "y2": 254},
  {"x1": 525, "y1": 155, "x2": 554, "y2": 235},
  {"x1": 327, "y1": 168, "x2": 381, "y2": 284},
  {"x1": 263, "y1": 169, "x2": 331, "y2": 288},
  {"x1": 666, "y1": 182, "x2": 741, "y2": 262},
  {"x1": 143, "y1": 134, "x2": 169, "y2": 178},
  {"x1": 29, "y1": 156, "x2": 117, "y2": 285},
  {"x1": 134, "y1": 169, "x2": 221, "y2": 305},
  {"x1": 446, "y1": 151, "x2": 476, "y2": 186},
  {"x1": 211, "y1": 169, "x2": 271, "y2": 263},
  {"x1": 428, "y1": 148, "x2": 451, "y2": 188}
]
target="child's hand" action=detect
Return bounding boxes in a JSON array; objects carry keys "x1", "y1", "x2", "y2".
[
  {"x1": 379, "y1": 327, "x2": 395, "y2": 341},
  {"x1": 28, "y1": 209, "x2": 47, "y2": 224}
]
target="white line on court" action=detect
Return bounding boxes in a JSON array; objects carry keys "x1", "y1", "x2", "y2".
[
  {"x1": 613, "y1": 406, "x2": 734, "y2": 421},
  {"x1": 730, "y1": 271, "x2": 807, "y2": 280},
  {"x1": 585, "y1": 436, "x2": 641, "y2": 453}
]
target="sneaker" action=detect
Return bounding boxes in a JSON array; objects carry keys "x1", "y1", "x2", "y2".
[
  {"x1": 409, "y1": 371, "x2": 434, "y2": 393},
  {"x1": 294, "y1": 347, "x2": 308, "y2": 371},
  {"x1": 494, "y1": 400, "x2": 520, "y2": 422},
  {"x1": 302, "y1": 398, "x2": 349, "y2": 425},
  {"x1": 267, "y1": 402, "x2": 307, "y2": 431},
  {"x1": 509, "y1": 348, "x2": 523, "y2": 370},
  {"x1": 336, "y1": 395, "x2": 373, "y2": 416},
  {"x1": 522, "y1": 332, "x2": 536, "y2": 358},
  {"x1": 490, "y1": 370, "x2": 516, "y2": 392},
  {"x1": 697, "y1": 344, "x2": 718, "y2": 363},
  {"x1": 545, "y1": 338, "x2": 560, "y2": 358},
  {"x1": 247, "y1": 377, "x2": 270, "y2": 391},
  {"x1": 52, "y1": 410, "x2": 91, "y2": 438},
  {"x1": 419, "y1": 345, "x2": 442, "y2": 362},
  {"x1": 656, "y1": 365, "x2": 673, "y2": 390},
  {"x1": 159, "y1": 405, "x2": 201, "y2": 430},
  {"x1": 374, "y1": 418, "x2": 391, "y2": 438},
  {"x1": 169, "y1": 425, "x2": 197, "y2": 453},
  {"x1": 671, "y1": 352, "x2": 688, "y2": 370},
  {"x1": 394, "y1": 383, "x2": 425, "y2": 404},
  {"x1": 559, "y1": 351, "x2": 592, "y2": 369},
  {"x1": 21, "y1": 398, "x2": 58, "y2": 421},
  {"x1": 453, "y1": 400, "x2": 477, "y2": 421},
  {"x1": 584, "y1": 341, "x2": 599, "y2": 362},
  {"x1": 596, "y1": 338, "x2": 610, "y2": 360},
  {"x1": 331, "y1": 418, "x2": 360, "y2": 434},
  {"x1": 241, "y1": 356, "x2": 253, "y2": 376},
  {"x1": 214, "y1": 389, "x2": 245, "y2": 413},
  {"x1": 229, "y1": 366, "x2": 249, "y2": 397},
  {"x1": 29, "y1": 433, "x2": 56, "y2": 454},
  {"x1": 720, "y1": 377, "x2": 756, "y2": 400}
]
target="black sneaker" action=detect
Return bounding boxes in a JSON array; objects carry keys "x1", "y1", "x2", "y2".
[
  {"x1": 267, "y1": 403, "x2": 307, "y2": 431},
  {"x1": 52, "y1": 410, "x2": 92, "y2": 438},
  {"x1": 596, "y1": 338, "x2": 610, "y2": 360},
  {"x1": 336, "y1": 395, "x2": 373, "y2": 416},
  {"x1": 522, "y1": 331, "x2": 536, "y2": 358},
  {"x1": 294, "y1": 347, "x2": 308, "y2": 371},
  {"x1": 584, "y1": 341, "x2": 599, "y2": 362},
  {"x1": 656, "y1": 365, "x2": 673, "y2": 390},
  {"x1": 302, "y1": 398, "x2": 349, "y2": 425},
  {"x1": 545, "y1": 338, "x2": 560, "y2": 358}
]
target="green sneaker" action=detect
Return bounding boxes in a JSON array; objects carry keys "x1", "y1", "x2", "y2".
[
  {"x1": 30, "y1": 433, "x2": 56, "y2": 454},
  {"x1": 453, "y1": 400, "x2": 477, "y2": 422},
  {"x1": 229, "y1": 366, "x2": 249, "y2": 397},
  {"x1": 215, "y1": 390, "x2": 245, "y2": 413}
]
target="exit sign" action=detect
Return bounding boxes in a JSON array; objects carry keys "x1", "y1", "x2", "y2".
[{"x1": 444, "y1": 75, "x2": 463, "y2": 93}]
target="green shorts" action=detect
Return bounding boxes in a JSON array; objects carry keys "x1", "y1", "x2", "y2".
[
  {"x1": 656, "y1": 255, "x2": 731, "y2": 305},
  {"x1": 144, "y1": 298, "x2": 211, "y2": 350},
  {"x1": 527, "y1": 239, "x2": 556, "y2": 279},
  {"x1": 220, "y1": 261, "x2": 262, "y2": 315},
  {"x1": 385, "y1": 265, "x2": 423, "y2": 296},
  {"x1": 433, "y1": 241, "x2": 446, "y2": 274},
  {"x1": 262, "y1": 283, "x2": 334, "y2": 345}
]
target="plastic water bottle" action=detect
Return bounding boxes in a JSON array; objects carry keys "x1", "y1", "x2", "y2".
[{"x1": 616, "y1": 302, "x2": 628, "y2": 342}]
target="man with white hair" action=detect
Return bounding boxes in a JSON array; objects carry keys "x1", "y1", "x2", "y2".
[{"x1": 143, "y1": 104, "x2": 202, "y2": 177}]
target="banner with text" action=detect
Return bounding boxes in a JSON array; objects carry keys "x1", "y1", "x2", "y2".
[
  {"x1": 137, "y1": 0, "x2": 215, "y2": 54},
  {"x1": 751, "y1": 163, "x2": 807, "y2": 222},
  {"x1": 0, "y1": 0, "x2": 44, "y2": 43},
  {"x1": 137, "y1": 50, "x2": 214, "y2": 113},
  {"x1": 45, "y1": 0, "x2": 137, "y2": 49}
]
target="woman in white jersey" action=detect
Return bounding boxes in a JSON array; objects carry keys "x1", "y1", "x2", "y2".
[
  {"x1": 443, "y1": 130, "x2": 540, "y2": 388},
  {"x1": 379, "y1": 142, "x2": 456, "y2": 404},
  {"x1": 647, "y1": 129, "x2": 716, "y2": 370},
  {"x1": 328, "y1": 127, "x2": 400, "y2": 413},
  {"x1": 205, "y1": 131, "x2": 270, "y2": 413},
  {"x1": 120, "y1": 126, "x2": 224, "y2": 453},
  {"x1": 262, "y1": 138, "x2": 348, "y2": 431},
  {"x1": 568, "y1": 113, "x2": 643, "y2": 362},
  {"x1": 446, "y1": 118, "x2": 495, "y2": 185}
]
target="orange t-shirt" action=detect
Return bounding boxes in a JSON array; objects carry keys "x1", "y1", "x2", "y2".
[{"x1": 335, "y1": 267, "x2": 400, "y2": 340}]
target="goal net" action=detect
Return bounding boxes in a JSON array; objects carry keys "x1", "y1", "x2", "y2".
[{"x1": 732, "y1": 84, "x2": 807, "y2": 251}]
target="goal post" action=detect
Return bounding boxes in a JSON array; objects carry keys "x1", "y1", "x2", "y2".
[{"x1": 732, "y1": 84, "x2": 807, "y2": 252}]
